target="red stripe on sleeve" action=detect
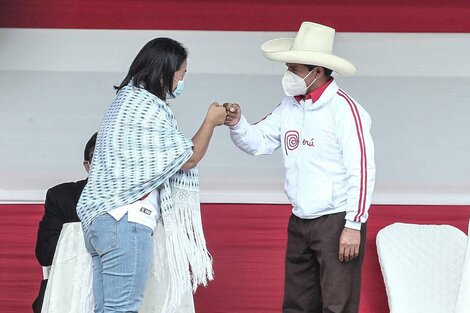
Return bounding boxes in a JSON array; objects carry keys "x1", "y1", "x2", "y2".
[{"x1": 337, "y1": 90, "x2": 367, "y2": 222}]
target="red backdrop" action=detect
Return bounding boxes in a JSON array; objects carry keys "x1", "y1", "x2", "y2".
[
  {"x1": 1, "y1": 0, "x2": 470, "y2": 32},
  {"x1": 1, "y1": 204, "x2": 469, "y2": 312}
]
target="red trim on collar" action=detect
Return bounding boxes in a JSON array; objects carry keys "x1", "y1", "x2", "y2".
[{"x1": 295, "y1": 77, "x2": 334, "y2": 104}]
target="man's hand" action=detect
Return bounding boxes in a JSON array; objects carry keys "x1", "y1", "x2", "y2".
[
  {"x1": 223, "y1": 103, "x2": 241, "y2": 126},
  {"x1": 339, "y1": 227, "x2": 361, "y2": 262}
]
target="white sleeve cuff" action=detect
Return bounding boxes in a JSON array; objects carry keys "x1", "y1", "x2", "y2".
[
  {"x1": 345, "y1": 220, "x2": 362, "y2": 230},
  {"x1": 229, "y1": 115, "x2": 248, "y2": 132}
]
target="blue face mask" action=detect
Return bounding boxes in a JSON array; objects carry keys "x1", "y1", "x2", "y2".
[{"x1": 168, "y1": 78, "x2": 184, "y2": 99}]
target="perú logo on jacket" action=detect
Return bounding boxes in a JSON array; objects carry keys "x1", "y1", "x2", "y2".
[{"x1": 284, "y1": 130, "x2": 315, "y2": 155}]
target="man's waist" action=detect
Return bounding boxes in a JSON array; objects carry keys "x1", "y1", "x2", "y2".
[{"x1": 292, "y1": 205, "x2": 347, "y2": 220}]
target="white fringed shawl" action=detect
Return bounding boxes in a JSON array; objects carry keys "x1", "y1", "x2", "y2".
[{"x1": 77, "y1": 84, "x2": 213, "y2": 311}]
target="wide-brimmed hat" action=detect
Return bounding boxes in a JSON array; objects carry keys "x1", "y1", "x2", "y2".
[{"x1": 261, "y1": 21, "x2": 357, "y2": 76}]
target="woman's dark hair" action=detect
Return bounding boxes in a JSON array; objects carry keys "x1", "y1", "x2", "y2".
[
  {"x1": 84, "y1": 132, "x2": 98, "y2": 162},
  {"x1": 115, "y1": 38, "x2": 188, "y2": 100}
]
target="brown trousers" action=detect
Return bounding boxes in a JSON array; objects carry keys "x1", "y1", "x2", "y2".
[{"x1": 282, "y1": 212, "x2": 367, "y2": 313}]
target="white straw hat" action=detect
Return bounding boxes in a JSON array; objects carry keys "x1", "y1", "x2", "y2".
[{"x1": 261, "y1": 21, "x2": 358, "y2": 76}]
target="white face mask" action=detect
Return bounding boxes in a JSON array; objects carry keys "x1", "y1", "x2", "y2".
[{"x1": 281, "y1": 67, "x2": 317, "y2": 96}]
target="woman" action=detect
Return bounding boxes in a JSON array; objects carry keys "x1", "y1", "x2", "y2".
[{"x1": 77, "y1": 38, "x2": 226, "y2": 313}]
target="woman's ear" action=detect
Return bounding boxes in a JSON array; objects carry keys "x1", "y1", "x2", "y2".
[{"x1": 83, "y1": 161, "x2": 91, "y2": 173}]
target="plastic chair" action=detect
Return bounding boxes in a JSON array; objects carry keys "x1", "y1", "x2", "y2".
[
  {"x1": 376, "y1": 222, "x2": 468, "y2": 313},
  {"x1": 455, "y1": 218, "x2": 470, "y2": 313}
]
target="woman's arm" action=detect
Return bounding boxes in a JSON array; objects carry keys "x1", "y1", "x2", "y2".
[{"x1": 181, "y1": 103, "x2": 227, "y2": 170}]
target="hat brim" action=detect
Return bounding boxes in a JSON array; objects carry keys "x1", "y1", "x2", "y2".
[{"x1": 261, "y1": 38, "x2": 358, "y2": 76}]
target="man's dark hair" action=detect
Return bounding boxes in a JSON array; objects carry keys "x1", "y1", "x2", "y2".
[
  {"x1": 114, "y1": 37, "x2": 188, "y2": 101},
  {"x1": 306, "y1": 65, "x2": 333, "y2": 77},
  {"x1": 84, "y1": 132, "x2": 98, "y2": 162}
]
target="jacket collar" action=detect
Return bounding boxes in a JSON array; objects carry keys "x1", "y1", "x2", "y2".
[{"x1": 293, "y1": 79, "x2": 339, "y2": 110}]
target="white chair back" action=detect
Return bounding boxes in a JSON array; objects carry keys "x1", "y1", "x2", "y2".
[
  {"x1": 377, "y1": 223, "x2": 467, "y2": 313},
  {"x1": 455, "y1": 218, "x2": 470, "y2": 313}
]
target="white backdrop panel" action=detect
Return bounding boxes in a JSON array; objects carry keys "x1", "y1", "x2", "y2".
[{"x1": 0, "y1": 29, "x2": 469, "y2": 204}]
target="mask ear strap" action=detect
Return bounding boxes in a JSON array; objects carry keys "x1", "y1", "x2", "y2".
[
  {"x1": 303, "y1": 67, "x2": 316, "y2": 80},
  {"x1": 306, "y1": 77, "x2": 317, "y2": 89},
  {"x1": 304, "y1": 67, "x2": 317, "y2": 89}
]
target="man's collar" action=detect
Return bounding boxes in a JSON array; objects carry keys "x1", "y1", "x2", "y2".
[{"x1": 295, "y1": 77, "x2": 334, "y2": 104}]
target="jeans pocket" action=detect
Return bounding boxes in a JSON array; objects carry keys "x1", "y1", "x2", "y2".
[
  {"x1": 90, "y1": 214, "x2": 118, "y2": 255},
  {"x1": 133, "y1": 222, "x2": 154, "y2": 237}
]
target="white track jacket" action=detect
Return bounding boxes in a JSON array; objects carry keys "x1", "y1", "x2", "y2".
[{"x1": 229, "y1": 80, "x2": 375, "y2": 230}]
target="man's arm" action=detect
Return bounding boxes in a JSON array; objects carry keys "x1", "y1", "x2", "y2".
[
  {"x1": 335, "y1": 95, "x2": 376, "y2": 262},
  {"x1": 224, "y1": 103, "x2": 283, "y2": 155},
  {"x1": 35, "y1": 189, "x2": 65, "y2": 266}
]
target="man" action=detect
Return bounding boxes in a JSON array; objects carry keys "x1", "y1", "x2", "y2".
[
  {"x1": 224, "y1": 22, "x2": 375, "y2": 313},
  {"x1": 33, "y1": 132, "x2": 97, "y2": 313}
]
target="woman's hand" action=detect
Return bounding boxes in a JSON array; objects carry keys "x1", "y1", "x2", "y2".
[{"x1": 205, "y1": 102, "x2": 227, "y2": 127}]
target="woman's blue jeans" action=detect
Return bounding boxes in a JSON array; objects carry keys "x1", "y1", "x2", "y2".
[{"x1": 84, "y1": 213, "x2": 153, "y2": 313}]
